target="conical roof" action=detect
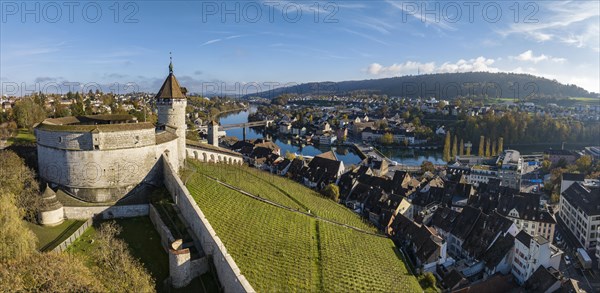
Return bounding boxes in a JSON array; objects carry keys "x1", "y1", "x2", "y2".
[
  {"x1": 155, "y1": 73, "x2": 186, "y2": 99},
  {"x1": 42, "y1": 183, "x2": 57, "y2": 199},
  {"x1": 41, "y1": 183, "x2": 63, "y2": 211},
  {"x1": 155, "y1": 59, "x2": 186, "y2": 99}
]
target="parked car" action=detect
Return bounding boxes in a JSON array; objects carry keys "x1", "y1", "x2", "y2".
[{"x1": 564, "y1": 256, "x2": 571, "y2": 265}]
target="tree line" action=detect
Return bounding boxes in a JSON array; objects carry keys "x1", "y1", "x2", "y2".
[
  {"x1": 249, "y1": 72, "x2": 596, "y2": 100},
  {"x1": 453, "y1": 111, "x2": 599, "y2": 145},
  {"x1": 443, "y1": 131, "x2": 504, "y2": 162}
]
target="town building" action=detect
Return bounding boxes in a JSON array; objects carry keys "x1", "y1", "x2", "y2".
[
  {"x1": 544, "y1": 149, "x2": 579, "y2": 166},
  {"x1": 388, "y1": 214, "x2": 447, "y2": 273},
  {"x1": 584, "y1": 146, "x2": 600, "y2": 160},
  {"x1": 300, "y1": 151, "x2": 345, "y2": 189},
  {"x1": 511, "y1": 231, "x2": 561, "y2": 285},
  {"x1": 467, "y1": 165, "x2": 498, "y2": 186},
  {"x1": 561, "y1": 173, "x2": 586, "y2": 194},
  {"x1": 496, "y1": 150, "x2": 522, "y2": 189},
  {"x1": 496, "y1": 194, "x2": 556, "y2": 242},
  {"x1": 559, "y1": 182, "x2": 600, "y2": 250}
]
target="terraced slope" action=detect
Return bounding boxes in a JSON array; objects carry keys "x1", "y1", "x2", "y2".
[
  {"x1": 187, "y1": 161, "x2": 375, "y2": 231},
  {"x1": 185, "y1": 162, "x2": 421, "y2": 292}
]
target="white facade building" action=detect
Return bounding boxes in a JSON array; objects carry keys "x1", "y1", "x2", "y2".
[
  {"x1": 559, "y1": 182, "x2": 600, "y2": 250},
  {"x1": 512, "y1": 231, "x2": 561, "y2": 285}
]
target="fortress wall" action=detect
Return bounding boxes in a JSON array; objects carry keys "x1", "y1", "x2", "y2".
[
  {"x1": 38, "y1": 137, "x2": 179, "y2": 202},
  {"x1": 162, "y1": 156, "x2": 255, "y2": 293},
  {"x1": 150, "y1": 202, "x2": 209, "y2": 288},
  {"x1": 98, "y1": 128, "x2": 156, "y2": 150},
  {"x1": 35, "y1": 129, "x2": 92, "y2": 150},
  {"x1": 149, "y1": 204, "x2": 176, "y2": 251},
  {"x1": 158, "y1": 138, "x2": 181, "y2": 175},
  {"x1": 64, "y1": 204, "x2": 149, "y2": 220},
  {"x1": 186, "y1": 147, "x2": 243, "y2": 165}
]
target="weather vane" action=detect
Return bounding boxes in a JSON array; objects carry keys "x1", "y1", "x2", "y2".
[{"x1": 169, "y1": 51, "x2": 173, "y2": 73}]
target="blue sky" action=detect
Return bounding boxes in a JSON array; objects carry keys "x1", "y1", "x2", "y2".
[{"x1": 1, "y1": 0, "x2": 599, "y2": 96}]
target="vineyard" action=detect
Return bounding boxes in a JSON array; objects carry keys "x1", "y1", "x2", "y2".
[
  {"x1": 186, "y1": 161, "x2": 375, "y2": 232},
  {"x1": 185, "y1": 162, "x2": 421, "y2": 292}
]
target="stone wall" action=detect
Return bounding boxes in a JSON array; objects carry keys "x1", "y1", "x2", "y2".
[
  {"x1": 39, "y1": 207, "x2": 65, "y2": 226},
  {"x1": 162, "y1": 155, "x2": 255, "y2": 293},
  {"x1": 37, "y1": 136, "x2": 179, "y2": 202},
  {"x1": 149, "y1": 204, "x2": 175, "y2": 250},
  {"x1": 97, "y1": 128, "x2": 155, "y2": 150},
  {"x1": 149, "y1": 204, "x2": 208, "y2": 288},
  {"x1": 64, "y1": 204, "x2": 149, "y2": 220},
  {"x1": 35, "y1": 129, "x2": 93, "y2": 150}
]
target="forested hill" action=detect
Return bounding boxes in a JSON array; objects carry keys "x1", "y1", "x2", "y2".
[{"x1": 248, "y1": 72, "x2": 596, "y2": 100}]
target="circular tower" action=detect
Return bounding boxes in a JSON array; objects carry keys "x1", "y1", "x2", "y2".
[{"x1": 157, "y1": 58, "x2": 187, "y2": 167}]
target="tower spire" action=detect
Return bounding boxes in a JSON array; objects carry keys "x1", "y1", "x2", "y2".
[{"x1": 169, "y1": 52, "x2": 173, "y2": 74}]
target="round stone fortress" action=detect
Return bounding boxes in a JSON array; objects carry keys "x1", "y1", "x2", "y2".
[{"x1": 35, "y1": 61, "x2": 187, "y2": 203}]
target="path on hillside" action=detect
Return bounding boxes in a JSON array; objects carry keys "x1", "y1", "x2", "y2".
[{"x1": 188, "y1": 168, "x2": 386, "y2": 238}]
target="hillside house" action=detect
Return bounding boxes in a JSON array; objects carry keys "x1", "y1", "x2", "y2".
[{"x1": 300, "y1": 151, "x2": 345, "y2": 189}]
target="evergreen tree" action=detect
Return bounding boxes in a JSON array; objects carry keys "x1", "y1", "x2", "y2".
[
  {"x1": 485, "y1": 138, "x2": 491, "y2": 157},
  {"x1": 478, "y1": 136, "x2": 485, "y2": 156},
  {"x1": 459, "y1": 138, "x2": 464, "y2": 156},
  {"x1": 443, "y1": 131, "x2": 451, "y2": 162},
  {"x1": 491, "y1": 140, "x2": 497, "y2": 156},
  {"x1": 497, "y1": 137, "x2": 504, "y2": 154},
  {"x1": 70, "y1": 92, "x2": 85, "y2": 116}
]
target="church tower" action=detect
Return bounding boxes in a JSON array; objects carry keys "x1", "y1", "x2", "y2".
[{"x1": 156, "y1": 56, "x2": 187, "y2": 166}]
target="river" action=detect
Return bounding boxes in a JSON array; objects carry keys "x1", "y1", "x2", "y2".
[{"x1": 218, "y1": 106, "x2": 448, "y2": 166}]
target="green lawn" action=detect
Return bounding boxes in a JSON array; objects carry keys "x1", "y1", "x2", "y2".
[
  {"x1": 68, "y1": 218, "x2": 169, "y2": 286},
  {"x1": 6, "y1": 129, "x2": 36, "y2": 146},
  {"x1": 569, "y1": 97, "x2": 600, "y2": 105},
  {"x1": 25, "y1": 219, "x2": 85, "y2": 251},
  {"x1": 67, "y1": 217, "x2": 219, "y2": 293},
  {"x1": 185, "y1": 163, "x2": 421, "y2": 292},
  {"x1": 569, "y1": 97, "x2": 599, "y2": 101}
]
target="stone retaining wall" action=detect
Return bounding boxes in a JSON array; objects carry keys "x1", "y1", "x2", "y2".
[
  {"x1": 149, "y1": 204, "x2": 208, "y2": 288},
  {"x1": 162, "y1": 155, "x2": 255, "y2": 293},
  {"x1": 148, "y1": 204, "x2": 176, "y2": 250},
  {"x1": 64, "y1": 204, "x2": 149, "y2": 220}
]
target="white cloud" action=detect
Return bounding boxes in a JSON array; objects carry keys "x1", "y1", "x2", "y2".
[
  {"x1": 366, "y1": 57, "x2": 497, "y2": 77},
  {"x1": 200, "y1": 39, "x2": 222, "y2": 46},
  {"x1": 385, "y1": 0, "x2": 455, "y2": 31},
  {"x1": 502, "y1": 1, "x2": 600, "y2": 51},
  {"x1": 511, "y1": 50, "x2": 566, "y2": 64}
]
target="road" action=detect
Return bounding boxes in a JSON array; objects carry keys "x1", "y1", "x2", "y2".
[{"x1": 555, "y1": 215, "x2": 600, "y2": 292}]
